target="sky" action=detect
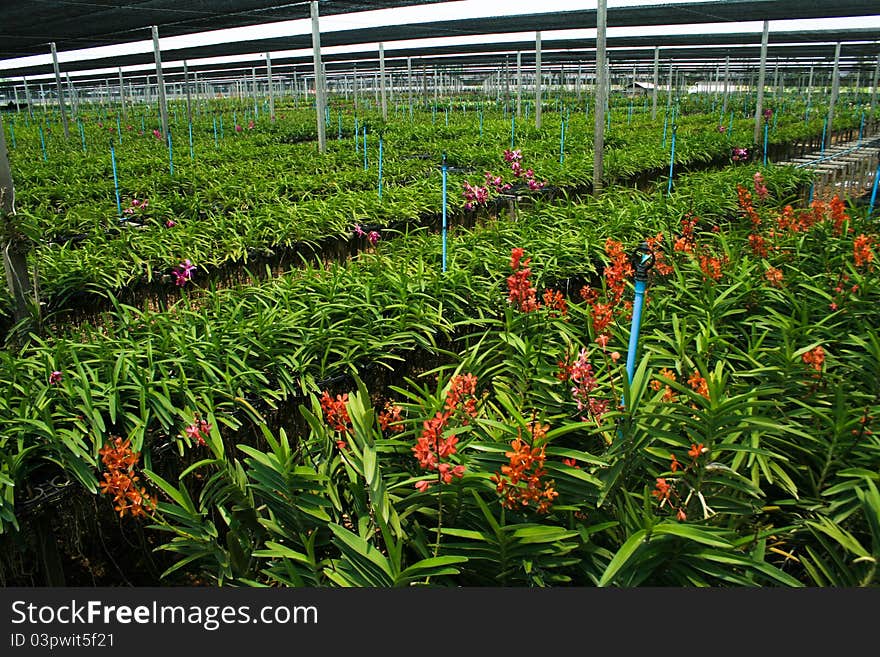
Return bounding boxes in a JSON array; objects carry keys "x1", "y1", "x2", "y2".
[{"x1": 2, "y1": 0, "x2": 879, "y2": 83}]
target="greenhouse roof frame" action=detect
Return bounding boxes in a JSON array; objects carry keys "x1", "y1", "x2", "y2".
[{"x1": 1, "y1": 1, "x2": 879, "y2": 87}]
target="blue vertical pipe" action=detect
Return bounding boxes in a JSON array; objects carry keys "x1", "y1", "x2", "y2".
[
  {"x1": 188, "y1": 121, "x2": 194, "y2": 160},
  {"x1": 363, "y1": 126, "x2": 367, "y2": 170},
  {"x1": 78, "y1": 121, "x2": 86, "y2": 152},
  {"x1": 213, "y1": 116, "x2": 218, "y2": 148},
  {"x1": 868, "y1": 163, "x2": 880, "y2": 219},
  {"x1": 511, "y1": 114, "x2": 515, "y2": 149},
  {"x1": 110, "y1": 140, "x2": 122, "y2": 219},
  {"x1": 479, "y1": 110, "x2": 483, "y2": 139},
  {"x1": 559, "y1": 118, "x2": 565, "y2": 165},
  {"x1": 38, "y1": 125, "x2": 47, "y2": 161},
  {"x1": 441, "y1": 153, "x2": 448, "y2": 273},
  {"x1": 167, "y1": 129, "x2": 174, "y2": 176},
  {"x1": 378, "y1": 137, "x2": 383, "y2": 200},
  {"x1": 820, "y1": 116, "x2": 827, "y2": 154},
  {"x1": 355, "y1": 116, "x2": 359, "y2": 153},
  {"x1": 624, "y1": 243, "x2": 654, "y2": 398},
  {"x1": 666, "y1": 125, "x2": 677, "y2": 196},
  {"x1": 662, "y1": 110, "x2": 668, "y2": 148},
  {"x1": 763, "y1": 122, "x2": 769, "y2": 166}
]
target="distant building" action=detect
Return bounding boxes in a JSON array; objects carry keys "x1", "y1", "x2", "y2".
[{"x1": 619, "y1": 81, "x2": 653, "y2": 96}]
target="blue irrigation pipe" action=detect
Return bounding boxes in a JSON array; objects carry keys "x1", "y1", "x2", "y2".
[
  {"x1": 662, "y1": 111, "x2": 668, "y2": 148},
  {"x1": 820, "y1": 116, "x2": 827, "y2": 154},
  {"x1": 559, "y1": 118, "x2": 565, "y2": 165},
  {"x1": 441, "y1": 153, "x2": 448, "y2": 273},
  {"x1": 363, "y1": 126, "x2": 368, "y2": 170},
  {"x1": 78, "y1": 121, "x2": 86, "y2": 152},
  {"x1": 355, "y1": 116, "x2": 359, "y2": 153},
  {"x1": 378, "y1": 137, "x2": 383, "y2": 200},
  {"x1": 188, "y1": 121, "x2": 194, "y2": 160},
  {"x1": 479, "y1": 110, "x2": 483, "y2": 139},
  {"x1": 167, "y1": 130, "x2": 174, "y2": 176},
  {"x1": 445, "y1": 107, "x2": 449, "y2": 126},
  {"x1": 110, "y1": 140, "x2": 122, "y2": 219},
  {"x1": 869, "y1": 162, "x2": 880, "y2": 219},
  {"x1": 763, "y1": 121, "x2": 769, "y2": 166},
  {"x1": 511, "y1": 115, "x2": 515, "y2": 149},
  {"x1": 624, "y1": 242, "x2": 655, "y2": 396},
  {"x1": 213, "y1": 117, "x2": 218, "y2": 148},
  {"x1": 666, "y1": 124, "x2": 677, "y2": 196},
  {"x1": 38, "y1": 126, "x2": 47, "y2": 161}
]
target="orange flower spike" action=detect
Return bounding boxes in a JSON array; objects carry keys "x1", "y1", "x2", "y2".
[
  {"x1": 688, "y1": 443, "x2": 706, "y2": 460},
  {"x1": 687, "y1": 371, "x2": 709, "y2": 398},
  {"x1": 651, "y1": 478, "x2": 672, "y2": 501}
]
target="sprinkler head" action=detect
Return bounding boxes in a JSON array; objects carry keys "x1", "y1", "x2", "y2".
[{"x1": 631, "y1": 241, "x2": 655, "y2": 282}]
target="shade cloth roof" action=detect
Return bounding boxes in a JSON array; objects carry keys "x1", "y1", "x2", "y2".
[{"x1": 1, "y1": 1, "x2": 878, "y2": 86}]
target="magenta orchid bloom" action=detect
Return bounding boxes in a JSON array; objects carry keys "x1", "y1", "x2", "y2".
[
  {"x1": 49, "y1": 371, "x2": 63, "y2": 385},
  {"x1": 367, "y1": 231, "x2": 380, "y2": 245},
  {"x1": 172, "y1": 259, "x2": 196, "y2": 286}
]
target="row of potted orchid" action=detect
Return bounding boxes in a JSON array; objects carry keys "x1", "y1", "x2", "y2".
[{"x1": 3, "y1": 156, "x2": 877, "y2": 588}]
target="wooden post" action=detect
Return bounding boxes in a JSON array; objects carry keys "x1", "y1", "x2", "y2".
[
  {"x1": 652, "y1": 47, "x2": 659, "y2": 120},
  {"x1": 535, "y1": 31, "x2": 542, "y2": 129},
  {"x1": 516, "y1": 51, "x2": 523, "y2": 117},
  {"x1": 0, "y1": 116, "x2": 35, "y2": 325},
  {"x1": 22, "y1": 78, "x2": 34, "y2": 120},
  {"x1": 721, "y1": 55, "x2": 730, "y2": 117},
  {"x1": 870, "y1": 53, "x2": 879, "y2": 116},
  {"x1": 50, "y1": 43, "x2": 70, "y2": 139},
  {"x1": 593, "y1": 0, "x2": 607, "y2": 194},
  {"x1": 267, "y1": 53, "x2": 275, "y2": 120},
  {"x1": 379, "y1": 43, "x2": 388, "y2": 121},
  {"x1": 152, "y1": 25, "x2": 169, "y2": 138},
  {"x1": 310, "y1": 1, "x2": 327, "y2": 153},
  {"x1": 826, "y1": 42, "x2": 841, "y2": 149},
  {"x1": 406, "y1": 57, "x2": 412, "y2": 114},
  {"x1": 183, "y1": 61, "x2": 192, "y2": 126},
  {"x1": 118, "y1": 68, "x2": 127, "y2": 123},
  {"x1": 753, "y1": 19, "x2": 769, "y2": 147}
]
